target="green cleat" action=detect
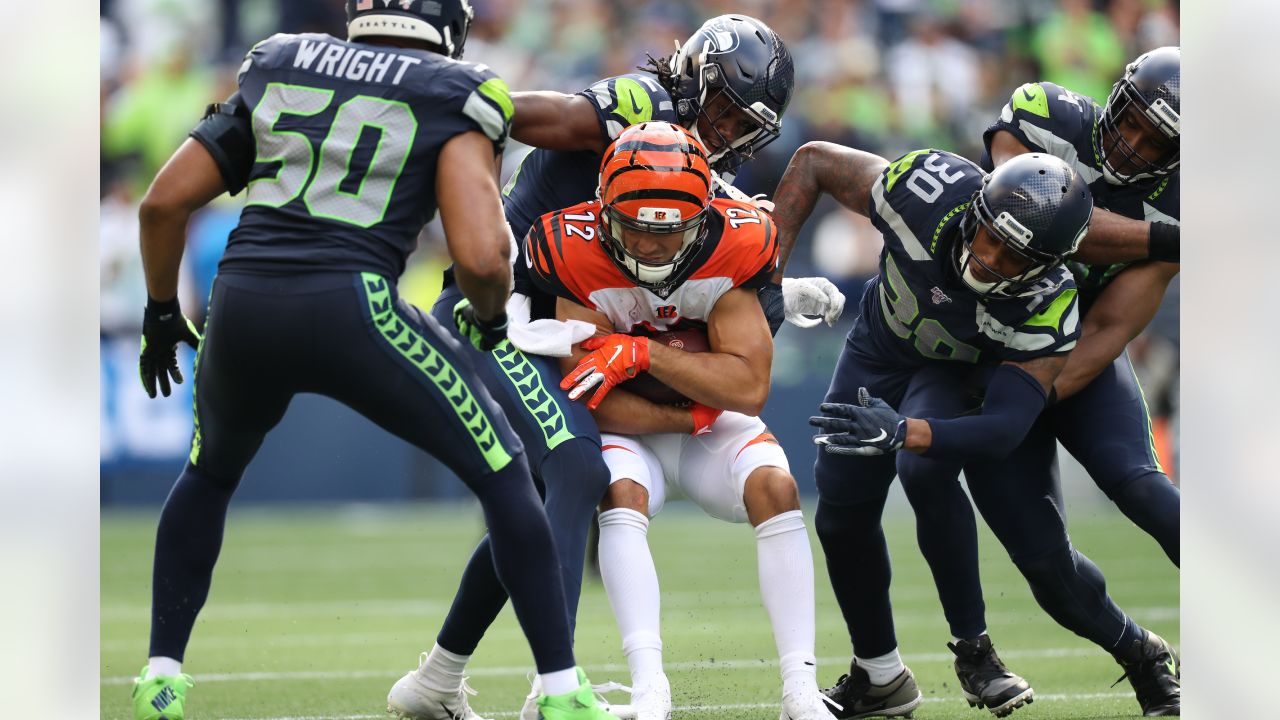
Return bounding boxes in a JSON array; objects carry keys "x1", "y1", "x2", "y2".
[
  {"x1": 131, "y1": 666, "x2": 194, "y2": 720},
  {"x1": 535, "y1": 668, "x2": 619, "y2": 720}
]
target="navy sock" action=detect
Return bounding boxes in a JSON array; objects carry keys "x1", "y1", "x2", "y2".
[
  {"x1": 815, "y1": 498, "x2": 897, "y2": 658},
  {"x1": 438, "y1": 438, "x2": 609, "y2": 654},
  {"x1": 469, "y1": 459, "x2": 574, "y2": 673},
  {"x1": 1109, "y1": 471, "x2": 1180, "y2": 566},
  {"x1": 149, "y1": 462, "x2": 238, "y2": 661}
]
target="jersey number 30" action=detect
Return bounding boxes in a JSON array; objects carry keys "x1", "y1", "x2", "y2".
[{"x1": 246, "y1": 82, "x2": 416, "y2": 228}]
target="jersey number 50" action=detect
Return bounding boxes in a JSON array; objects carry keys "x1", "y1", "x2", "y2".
[{"x1": 246, "y1": 82, "x2": 416, "y2": 228}]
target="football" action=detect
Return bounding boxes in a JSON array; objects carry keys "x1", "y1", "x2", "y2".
[{"x1": 622, "y1": 328, "x2": 710, "y2": 405}]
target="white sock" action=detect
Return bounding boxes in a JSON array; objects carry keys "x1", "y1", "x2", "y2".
[
  {"x1": 146, "y1": 656, "x2": 182, "y2": 680},
  {"x1": 755, "y1": 510, "x2": 819, "y2": 696},
  {"x1": 855, "y1": 648, "x2": 905, "y2": 686},
  {"x1": 539, "y1": 667, "x2": 580, "y2": 696},
  {"x1": 418, "y1": 643, "x2": 470, "y2": 692},
  {"x1": 599, "y1": 508, "x2": 664, "y2": 680}
]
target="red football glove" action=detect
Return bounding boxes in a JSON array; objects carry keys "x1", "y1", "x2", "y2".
[
  {"x1": 561, "y1": 334, "x2": 651, "y2": 410},
  {"x1": 689, "y1": 402, "x2": 723, "y2": 436}
]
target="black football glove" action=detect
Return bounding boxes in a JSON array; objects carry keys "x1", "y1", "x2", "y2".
[
  {"x1": 139, "y1": 296, "x2": 201, "y2": 399},
  {"x1": 453, "y1": 298, "x2": 509, "y2": 352},
  {"x1": 809, "y1": 387, "x2": 907, "y2": 456},
  {"x1": 758, "y1": 281, "x2": 785, "y2": 337}
]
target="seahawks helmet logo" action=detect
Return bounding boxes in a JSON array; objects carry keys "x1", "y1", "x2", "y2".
[{"x1": 702, "y1": 21, "x2": 740, "y2": 53}]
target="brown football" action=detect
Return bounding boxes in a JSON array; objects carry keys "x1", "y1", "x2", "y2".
[{"x1": 622, "y1": 329, "x2": 710, "y2": 405}]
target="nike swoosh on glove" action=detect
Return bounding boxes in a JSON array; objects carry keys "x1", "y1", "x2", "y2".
[
  {"x1": 561, "y1": 334, "x2": 651, "y2": 410},
  {"x1": 809, "y1": 387, "x2": 906, "y2": 455},
  {"x1": 782, "y1": 277, "x2": 846, "y2": 328}
]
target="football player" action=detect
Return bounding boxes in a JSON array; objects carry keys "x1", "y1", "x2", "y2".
[
  {"x1": 771, "y1": 142, "x2": 1176, "y2": 718},
  {"x1": 401, "y1": 14, "x2": 838, "y2": 719},
  {"x1": 130, "y1": 3, "x2": 617, "y2": 720},
  {"x1": 532, "y1": 122, "x2": 837, "y2": 720}
]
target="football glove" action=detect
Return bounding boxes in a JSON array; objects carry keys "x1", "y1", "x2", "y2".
[
  {"x1": 561, "y1": 334, "x2": 651, "y2": 410},
  {"x1": 782, "y1": 277, "x2": 846, "y2": 328},
  {"x1": 139, "y1": 296, "x2": 201, "y2": 399},
  {"x1": 453, "y1": 298, "x2": 509, "y2": 352},
  {"x1": 810, "y1": 387, "x2": 907, "y2": 456},
  {"x1": 689, "y1": 402, "x2": 722, "y2": 436},
  {"x1": 758, "y1": 281, "x2": 786, "y2": 336}
]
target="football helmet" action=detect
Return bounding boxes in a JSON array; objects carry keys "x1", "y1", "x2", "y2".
[
  {"x1": 1098, "y1": 46, "x2": 1180, "y2": 185},
  {"x1": 671, "y1": 15, "x2": 794, "y2": 171},
  {"x1": 346, "y1": 0, "x2": 474, "y2": 59},
  {"x1": 598, "y1": 122, "x2": 714, "y2": 293},
  {"x1": 955, "y1": 153, "x2": 1093, "y2": 299}
]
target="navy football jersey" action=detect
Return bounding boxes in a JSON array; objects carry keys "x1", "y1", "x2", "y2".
[
  {"x1": 220, "y1": 33, "x2": 514, "y2": 278},
  {"x1": 852, "y1": 149, "x2": 1081, "y2": 368},
  {"x1": 500, "y1": 73, "x2": 678, "y2": 317},
  {"x1": 982, "y1": 81, "x2": 1179, "y2": 306}
]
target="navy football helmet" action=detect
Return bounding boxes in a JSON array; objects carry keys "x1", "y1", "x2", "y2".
[
  {"x1": 671, "y1": 15, "x2": 794, "y2": 171},
  {"x1": 1098, "y1": 46, "x2": 1180, "y2": 185},
  {"x1": 347, "y1": 0, "x2": 474, "y2": 59},
  {"x1": 955, "y1": 154, "x2": 1093, "y2": 299}
]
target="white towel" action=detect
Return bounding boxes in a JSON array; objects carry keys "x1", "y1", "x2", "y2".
[{"x1": 504, "y1": 293, "x2": 596, "y2": 357}]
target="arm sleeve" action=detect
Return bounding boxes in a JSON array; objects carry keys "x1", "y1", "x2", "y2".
[
  {"x1": 922, "y1": 363, "x2": 1048, "y2": 462},
  {"x1": 188, "y1": 92, "x2": 254, "y2": 195}
]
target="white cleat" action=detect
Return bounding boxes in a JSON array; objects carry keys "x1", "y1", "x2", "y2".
[
  {"x1": 619, "y1": 673, "x2": 671, "y2": 720},
  {"x1": 517, "y1": 673, "x2": 541, "y2": 720},
  {"x1": 387, "y1": 653, "x2": 490, "y2": 720},
  {"x1": 779, "y1": 687, "x2": 841, "y2": 720}
]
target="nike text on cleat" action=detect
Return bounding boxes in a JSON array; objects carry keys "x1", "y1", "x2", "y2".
[
  {"x1": 821, "y1": 662, "x2": 921, "y2": 719},
  {"x1": 1113, "y1": 630, "x2": 1180, "y2": 716},
  {"x1": 948, "y1": 635, "x2": 1034, "y2": 717},
  {"x1": 131, "y1": 667, "x2": 194, "y2": 720}
]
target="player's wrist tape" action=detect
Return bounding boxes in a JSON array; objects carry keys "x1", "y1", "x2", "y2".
[{"x1": 1148, "y1": 222, "x2": 1179, "y2": 262}]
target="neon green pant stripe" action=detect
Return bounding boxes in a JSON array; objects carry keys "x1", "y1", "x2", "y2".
[
  {"x1": 361, "y1": 273, "x2": 513, "y2": 473},
  {"x1": 1127, "y1": 355, "x2": 1165, "y2": 474},
  {"x1": 491, "y1": 341, "x2": 575, "y2": 452}
]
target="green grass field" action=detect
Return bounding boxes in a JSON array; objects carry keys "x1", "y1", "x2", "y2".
[{"x1": 102, "y1": 499, "x2": 1178, "y2": 720}]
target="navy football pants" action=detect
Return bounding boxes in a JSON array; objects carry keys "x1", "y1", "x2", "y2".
[
  {"x1": 150, "y1": 272, "x2": 575, "y2": 673},
  {"x1": 429, "y1": 284, "x2": 610, "y2": 654}
]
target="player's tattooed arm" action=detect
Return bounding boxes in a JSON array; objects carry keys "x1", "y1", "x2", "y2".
[
  {"x1": 510, "y1": 92, "x2": 606, "y2": 152},
  {"x1": 1053, "y1": 260, "x2": 1179, "y2": 401},
  {"x1": 556, "y1": 298, "x2": 697, "y2": 434},
  {"x1": 989, "y1": 129, "x2": 1166, "y2": 265},
  {"x1": 770, "y1": 141, "x2": 889, "y2": 281},
  {"x1": 140, "y1": 139, "x2": 230, "y2": 301}
]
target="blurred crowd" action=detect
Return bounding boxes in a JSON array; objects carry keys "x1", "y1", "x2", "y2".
[{"x1": 99, "y1": 0, "x2": 1180, "y2": 471}]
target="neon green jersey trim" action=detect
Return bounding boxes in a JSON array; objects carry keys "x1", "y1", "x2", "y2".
[
  {"x1": 884, "y1": 149, "x2": 930, "y2": 193},
  {"x1": 611, "y1": 77, "x2": 655, "y2": 126},
  {"x1": 1012, "y1": 83, "x2": 1051, "y2": 119},
  {"x1": 1023, "y1": 288, "x2": 1077, "y2": 331},
  {"x1": 477, "y1": 77, "x2": 514, "y2": 124}
]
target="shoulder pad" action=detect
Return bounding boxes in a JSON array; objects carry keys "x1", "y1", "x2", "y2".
[
  {"x1": 692, "y1": 200, "x2": 778, "y2": 288},
  {"x1": 581, "y1": 74, "x2": 678, "y2": 141},
  {"x1": 872, "y1": 150, "x2": 983, "y2": 261},
  {"x1": 525, "y1": 201, "x2": 611, "y2": 304},
  {"x1": 992, "y1": 81, "x2": 1096, "y2": 154}
]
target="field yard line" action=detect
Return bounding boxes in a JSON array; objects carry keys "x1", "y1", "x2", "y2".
[
  {"x1": 101, "y1": 646, "x2": 1114, "y2": 686},
  {"x1": 218, "y1": 693, "x2": 1138, "y2": 720}
]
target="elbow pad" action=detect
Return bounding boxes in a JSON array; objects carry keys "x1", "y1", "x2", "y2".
[{"x1": 189, "y1": 100, "x2": 254, "y2": 195}]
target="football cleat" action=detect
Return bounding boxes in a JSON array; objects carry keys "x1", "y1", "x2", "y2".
[
  {"x1": 821, "y1": 662, "x2": 921, "y2": 719},
  {"x1": 1113, "y1": 630, "x2": 1180, "y2": 716},
  {"x1": 131, "y1": 667, "x2": 194, "y2": 720},
  {"x1": 780, "y1": 687, "x2": 841, "y2": 720},
  {"x1": 534, "y1": 668, "x2": 623, "y2": 720},
  {"x1": 948, "y1": 635, "x2": 1034, "y2": 717},
  {"x1": 387, "y1": 652, "x2": 490, "y2": 720}
]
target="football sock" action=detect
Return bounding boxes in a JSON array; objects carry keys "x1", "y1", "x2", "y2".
[
  {"x1": 418, "y1": 643, "x2": 470, "y2": 692},
  {"x1": 470, "y1": 460, "x2": 574, "y2": 674},
  {"x1": 855, "y1": 648, "x2": 906, "y2": 686},
  {"x1": 539, "y1": 667, "x2": 581, "y2": 696},
  {"x1": 755, "y1": 510, "x2": 819, "y2": 695},
  {"x1": 145, "y1": 656, "x2": 182, "y2": 680},
  {"x1": 150, "y1": 462, "x2": 238, "y2": 661},
  {"x1": 599, "y1": 508, "x2": 664, "y2": 680},
  {"x1": 813, "y1": 496, "x2": 898, "y2": 658}
]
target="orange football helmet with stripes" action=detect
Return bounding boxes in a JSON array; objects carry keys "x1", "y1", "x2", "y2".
[{"x1": 598, "y1": 121, "x2": 714, "y2": 291}]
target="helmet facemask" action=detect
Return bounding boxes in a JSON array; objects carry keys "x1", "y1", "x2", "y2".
[
  {"x1": 1098, "y1": 53, "x2": 1181, "y2": 185},
  {"x1": 685, "y1": 62, "x2": 782, "y2": 170},
  {"x1": 953, "y1": 191, "x2": 1073, "y2": 300},
  {"x1": 600, "y1": 203, "x2": 710, "y2": 291}
]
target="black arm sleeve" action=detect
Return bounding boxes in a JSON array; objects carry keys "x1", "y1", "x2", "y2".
[
  {"x1": 188, "y1": 93, "x2": 254, "y2": 195},
  {"x1": 922, "y1": 363, "x2": 1048, "y2": 461}
]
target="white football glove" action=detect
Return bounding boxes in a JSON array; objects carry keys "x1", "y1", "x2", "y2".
[{"x1": 781, "y1": 277, "x2": 846, "y2": 328}]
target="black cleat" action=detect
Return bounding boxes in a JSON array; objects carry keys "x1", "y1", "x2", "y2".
[
  {"x1": 948, "y1": 635, "x2": 1035, "y2": 717},
  {"x1": 821, "y1": 662, "x2": 922, "y2": 719},
  {"x1": 1113, "y1": 630, "x2": 1180, "y2": 716}
]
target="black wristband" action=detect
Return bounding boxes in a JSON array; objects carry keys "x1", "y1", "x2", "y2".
[
  {"x1": 1148, "y1": 222, "x2": 1179, "y2": 262},
  {"x1": 478, "y1": 311, "x2": 508, "y2": 333}
]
